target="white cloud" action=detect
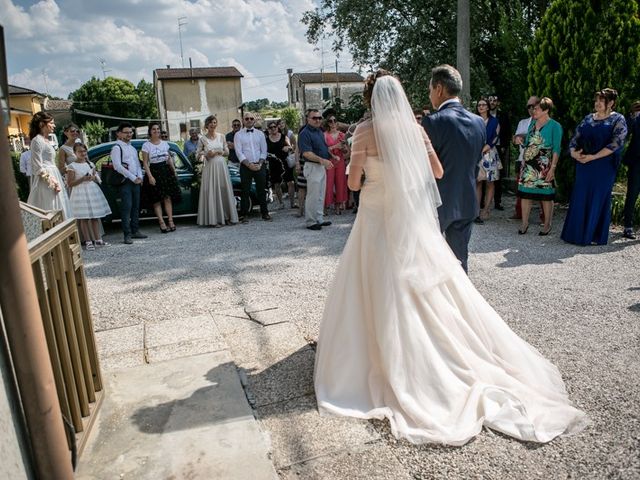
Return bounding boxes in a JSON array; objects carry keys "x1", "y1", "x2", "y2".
[{"x1": 1, "y1": 0, "x2": 354, "y2": 101}]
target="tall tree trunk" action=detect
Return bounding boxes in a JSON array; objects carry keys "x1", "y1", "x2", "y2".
[{"x1": 456, "y1": 0, "x2": 471, "y2": 105}]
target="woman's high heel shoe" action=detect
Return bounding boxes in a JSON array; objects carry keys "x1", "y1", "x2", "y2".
[
  {"x1": 518, "y1": 225, "x2": 529, "y2": 235},
  {"x1": 159, "y1": 222, "x2": 169, "y2": 234},
  {"x1": 539, "y1": 226, "x2": 552, "y2": 236},
  {"x1": 168, "y1": 222, "x2": 176, "y2": 232}
]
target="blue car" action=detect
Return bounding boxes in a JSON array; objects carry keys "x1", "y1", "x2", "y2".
[{"x1": 88, "y1": 140, "x2": 259, "y2": 221}]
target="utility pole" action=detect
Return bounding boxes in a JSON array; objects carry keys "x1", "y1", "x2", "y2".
[
  {"x1": 335, "y1": 58, "x2": 340, "y2": 103},
  {"x1": 98, "y1": 58, "x2": 111, "y2": 80},
  {"x1": 456, "y1": 0, "x2": 470, "y2": 105},
  {"x1": 41, "y1": 69, "x2": 49, "y2": 96},
  {"x1": 178, "y1": 17, "x2": 188, "y2": 68}
]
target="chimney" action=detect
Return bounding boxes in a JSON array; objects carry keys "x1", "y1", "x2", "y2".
[
  {"x1": 189, "y1": 57, "x2": 194, "y2": 84},
  {"x1": 166, "y1": 65, "x2": 170, "y2": 69}
]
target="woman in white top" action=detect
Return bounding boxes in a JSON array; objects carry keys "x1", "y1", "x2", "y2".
[
  {"x1": 196, "y1": 115, "x2": 238, "y2": 227},
  {"x1": 27, "y1": 112, "x2": 72, "y2": 219},
  {"x1": 57, "y1": 123, "x2": 80, "y2": 173},
  {"x1": 66, "y1": 143, "x2": 111, "y2": 249},
  {"x1": 141, "y1": 122, "x2": 181, "y2": 233}
]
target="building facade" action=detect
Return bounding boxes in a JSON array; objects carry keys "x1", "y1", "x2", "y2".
[
  {"x1": 287, "y1": 72, "x2": 364, "y2": 115},
  {"x1": 7, "y1": 85, "x2": 45, "y2": 150},
  {"x1": 154, "y1": 67, "x2": 243, "y2": 141}
]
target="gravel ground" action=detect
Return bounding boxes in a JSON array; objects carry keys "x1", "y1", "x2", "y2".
[{"x1": 85, "y1": 195, "x2": 640, "y2": 479}]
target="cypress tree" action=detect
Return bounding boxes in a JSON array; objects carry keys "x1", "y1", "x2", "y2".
[{"x1": 527, "y1": 0, "x2": 640, "y2": 197}]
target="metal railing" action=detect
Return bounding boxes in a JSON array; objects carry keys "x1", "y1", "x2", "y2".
[{"x1": 27, "y1": 218, "x2": 103, "y2": 457}]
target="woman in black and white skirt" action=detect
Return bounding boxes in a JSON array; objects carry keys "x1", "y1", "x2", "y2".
[{"x1": 142, "y1": 122, "x2": 181, "y2": 232}]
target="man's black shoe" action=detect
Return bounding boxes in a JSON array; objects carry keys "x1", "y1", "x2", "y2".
[
  {"x1": 307, "y1": 224, "x2": 322, "y2": 230},
  {"x1": 262, "y1": 213, "x2": 272, "y2": 221},
  {"x1": 123, "y1": 236, "x2": 133, "y2": 245},
  {"x1": 320, "y1": 221, "x2": 332, "y2": 227},
  {"x1": 239, "y1": 216, "x2": 249, "y2": 224},
  {"x1": 623, "y1": 228, "x2": 636, "y2": 239},
  {"x1": 131, "y1": 232, "x2": 148, "y2": 239},
  {"x1": 494, "y1": 204, "x2": 504, "y2": 211}
]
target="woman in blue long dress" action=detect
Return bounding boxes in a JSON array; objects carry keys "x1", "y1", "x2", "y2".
[{"x1": 561, "y1": 89, "x2": 627, "y2": 245}]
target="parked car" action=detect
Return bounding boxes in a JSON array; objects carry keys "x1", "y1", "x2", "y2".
[{"x1": 87, "y1": 140, "x2": 259, "y2": 222}]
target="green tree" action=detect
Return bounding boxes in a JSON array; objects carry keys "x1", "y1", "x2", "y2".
[
  {"x1": 244, "y1": 98, "x2": 270, "y2": 112},
  {"x1": 84, "y1": 120, "x2": 108, "y2": 147},
  {"x1": 69, "y1": 76, "x2": 158, "y2": 126},
  {"x1": 280, "y1": 107, "x2": 302, "y2": 132},
  {"x1": 528, "y1": 0, "x2": 640, "y2": 196},
  {"x1": 302, "y1": 1, "x2": 549, "y2": 114}
]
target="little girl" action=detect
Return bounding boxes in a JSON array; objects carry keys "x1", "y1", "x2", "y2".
[{"x1": 66, "y1": 143, "x2": 112, "y2": 250}]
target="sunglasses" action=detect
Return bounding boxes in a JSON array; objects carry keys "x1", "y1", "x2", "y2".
[
  {"x1": 268, "y1": 125, "x2": 277, "y2": 129},
  {"x1": 244, "y1": 117, "x2": 255, "y2": 121},
  {"x1": 69, "y1": 129, "x2": 80, "y2": 133},
  {"x1": 478, "y1": 103, "x2": 488, "y2": 107},
  {"x1": 527, "y1": 105, "x2": 536, "y2": 109},
  {"x1": 311, "y1": 116, "x2": 323, "y2": 120},
  {"x1": 327, "y1": 119, "x2": 337, "y2": 123}
]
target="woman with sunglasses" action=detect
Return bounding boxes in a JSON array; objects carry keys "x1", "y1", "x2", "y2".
[
  {"x1": 324, "y1": 116, "x2": 348, "y2": 214},
  {"x1": 57, "y1": 123, "x2": 81, "y2": 174},
  {"x1": 561, "y1": 88, "x2": 627, "y2": 245},
  {"x1": 266, "y1": 121, "x2": 293, "y2": 208},
  {"x1": 474, "y1": 99, "x2": 500, "y2": 223}
]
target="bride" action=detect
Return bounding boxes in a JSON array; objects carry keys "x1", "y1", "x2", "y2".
[{"x1": 314, "y1": 70, "x2": 587, "y2": 445}]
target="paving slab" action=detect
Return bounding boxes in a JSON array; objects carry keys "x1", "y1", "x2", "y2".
[
  {"x1": 215, "y1": 319, "x2": 309, "y2": 369},
  {"x1": 242, "y1": 346, "x2": 316, "y2": 408},
  {"x1": 75, "y1": 351, "x2": 277, "y2": 480},
  {"x1": 95, "y1": 324, "x2": 144, "y2": 370},
  {"x1": 257, "y1": 393, "x2": 380, "y2": 469},
  {"x1": 279, "y1": 443, "x2": 412, "y2": 480}
]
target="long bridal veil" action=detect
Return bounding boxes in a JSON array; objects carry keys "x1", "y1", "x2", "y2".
[{"x1": 371, "y1": 76, "x2": 460, "y2": 289}]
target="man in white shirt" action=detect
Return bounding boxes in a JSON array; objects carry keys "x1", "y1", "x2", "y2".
[
  {"x1": 234, "y1": 112, "x2": 270, "y2": 222},
  {"x1": 111, "y1": 122, "x2": 148, "y2": 244},
  {"x1": 19, "y1": 136, "x2": 32, "y2": 178},
  {"x1": 511, "y1": 96, "x2": 539, "y2": 220}
]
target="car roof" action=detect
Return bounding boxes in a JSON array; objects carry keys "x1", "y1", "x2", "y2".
[{"x1": 87, "y1": 140, "x2": 184, "y2": 157}]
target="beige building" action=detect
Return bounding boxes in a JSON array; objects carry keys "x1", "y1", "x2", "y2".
[
  {"x1": 287, "y1": 72, "x2": 365, "y2": 115},
  {"x1": 7, "y1": 84, "x2": 45, "y2": 150},
  {"x1": 154, "y1": 67, "x2": 243, "y2": 141}
]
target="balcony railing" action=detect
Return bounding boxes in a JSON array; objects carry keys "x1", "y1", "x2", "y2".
[{"x1": 27, "y1": 218, "x2": 103, "y2": 458}]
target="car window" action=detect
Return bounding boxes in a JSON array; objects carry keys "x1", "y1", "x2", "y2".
[
  {"x1": 92, "y1": 149, "x2": 141, "y2": 170},
  {"x1": 170, "y1": 151, "x2": 184, "y2": 170}
]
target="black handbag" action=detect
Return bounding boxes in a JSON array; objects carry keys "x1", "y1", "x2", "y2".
[{"x1": 102, "y1": 145, "x2": 128, "y2": 186}]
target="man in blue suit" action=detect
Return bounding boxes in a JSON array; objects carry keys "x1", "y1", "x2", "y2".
[{"x1": 422, "y1": 65, "x2": 486, "y2": 272}]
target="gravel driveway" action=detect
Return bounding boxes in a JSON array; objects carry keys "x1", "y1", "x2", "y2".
[{"x1": 85, "y1": 196, "x2": 640, "y2": 479}]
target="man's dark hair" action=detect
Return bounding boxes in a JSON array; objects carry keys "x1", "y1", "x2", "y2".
[
  {"x1": 430, "y1": 65, "x2": 463, "y2": 96},
  {"x1": 306, "y1": 109, "x2": 319, "y2": 117},
  {"x1": 117, "y1": 121, "x2": 134, "y2": 132}
]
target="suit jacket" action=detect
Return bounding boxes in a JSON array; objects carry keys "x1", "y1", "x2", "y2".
[
  {"x1": 423, "y1": 101, "x2": 486, "y2": 228},
  {"x1": 624, "y1": 113, "x2": 640, "y2": 165}
]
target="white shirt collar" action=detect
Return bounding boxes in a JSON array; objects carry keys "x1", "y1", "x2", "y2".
[{"x1": 438, "y1": 97, "x2": 460, "y2": 111}]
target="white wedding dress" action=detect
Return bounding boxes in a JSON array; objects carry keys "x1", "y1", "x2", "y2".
[{"x1": 314, "y1": 76, "x2": 587, "y2": 445}]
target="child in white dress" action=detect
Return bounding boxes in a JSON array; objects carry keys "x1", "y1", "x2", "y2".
[{"x1": 66, "y1": 143, "x2": 112, "y2": 250}]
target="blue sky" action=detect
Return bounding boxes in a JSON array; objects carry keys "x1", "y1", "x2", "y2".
[{"x1": 0, "y1": 0, "x2": 353, "y2": 101}]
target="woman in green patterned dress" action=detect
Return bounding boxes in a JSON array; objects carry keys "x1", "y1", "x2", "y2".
[{"x1": 516, "y1": 97, "x2": 563, "y2": 235}]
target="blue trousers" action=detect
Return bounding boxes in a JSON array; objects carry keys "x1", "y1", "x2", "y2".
[
  {"x1": 440, "y1": 218, "x2": 474, "y2": 273},
  {"x1": 624, "y1": 160, "x2": 640, "y2": 229},
  {"x1": 120, "y1": 180, "x2": 140, "y2": 237}
]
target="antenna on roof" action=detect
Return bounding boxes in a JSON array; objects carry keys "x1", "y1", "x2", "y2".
[
  {"x1": 98, "y1": 58, "x2": 111, "y2": 79},
  {"x1": 178, "y1": 16, "x2": 188, "y2": 68}
]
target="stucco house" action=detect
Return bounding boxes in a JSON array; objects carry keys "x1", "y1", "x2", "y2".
[
  {"x1": 287, "y1": 72, "x2": 365, "y2": 115},
  {"x1": 7, "y1": 84, "x2": 45, "y2": 150},
  {"x1": 154, "y1": 66, "x2": 243, "y2": 141}
]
